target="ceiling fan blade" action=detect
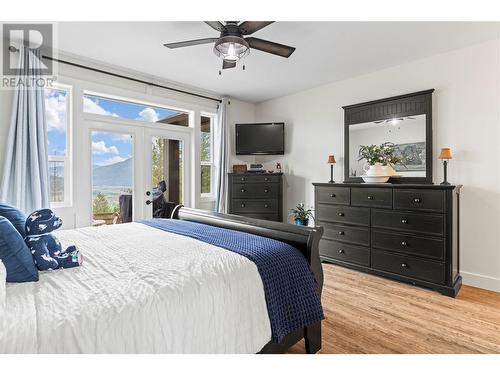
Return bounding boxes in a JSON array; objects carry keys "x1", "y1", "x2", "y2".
[
  {"x1": 245, "y1": 37, "x2": 296, "y2": 58},
  {"x1": 205, "y1": 21, "x2": 226, "y2": 32},
  {"x1": 222, "y1": 60, "x2": 236, "y2": 69},
  {"x1": 239, "y1": 21, "x2": 274, "y2": 35},
  {"x1": 164, "y1": 38, "x2": 218, "y2": 49}
]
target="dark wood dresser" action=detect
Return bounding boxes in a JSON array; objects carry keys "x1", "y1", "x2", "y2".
[
  {"x1": 228, "y1": 173, "x2": 283, "y2": 222},
  {"x1": 313, "y1": 183, "x2": 462, "y2": 297}
]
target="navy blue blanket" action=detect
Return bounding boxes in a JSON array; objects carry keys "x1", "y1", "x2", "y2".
[{"x1": 141, "y1": 219, "x2": 324, "y2": 343}]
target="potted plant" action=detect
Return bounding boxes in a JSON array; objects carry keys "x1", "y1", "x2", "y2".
[
  {"x1": 358, "y1": 142, "x2": 404, "y2": 182},
  {"x1": 289, "y1": 203, "x2": 314, "y2": 226}
]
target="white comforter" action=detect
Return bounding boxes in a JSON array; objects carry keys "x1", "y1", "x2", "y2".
[{"x1": 0, "y1": 223, "x2": 271, "y2": 353}]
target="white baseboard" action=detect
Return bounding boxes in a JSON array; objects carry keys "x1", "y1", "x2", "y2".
[{"x1": 461, "y1": 271, "x2": 500, "y2": 292}]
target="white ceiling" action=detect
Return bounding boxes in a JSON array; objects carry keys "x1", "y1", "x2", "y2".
[{"x1": 57, "y1": 22, "x2": 499, "y2": 103}]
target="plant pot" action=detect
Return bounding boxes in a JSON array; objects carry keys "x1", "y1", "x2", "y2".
[
  {"x1": 294, "y1": 218, "x2": 309, "y2": 226},
  {"x1": 362, "y1": 163, "x2": 390, "y2": 183}
]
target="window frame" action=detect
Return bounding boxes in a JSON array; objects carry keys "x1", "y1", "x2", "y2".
[
  {"x1": 200, "y1": 113, "x2": 215, "y2": 199},
  {"x1": 46, "y1": 83, "x2": 73, "y2": 208}
]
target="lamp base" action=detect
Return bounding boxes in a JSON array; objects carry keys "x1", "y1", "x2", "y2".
[
  {"x1": 328, "y1": 180, "x2": 335, "y2": 184},
  {"x1": 440, "y1": 181, "x2": 451, "y2": 185}
]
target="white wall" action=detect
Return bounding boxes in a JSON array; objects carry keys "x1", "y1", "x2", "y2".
[{"x1": 254, "y1": 39, "x2": 500, "y2": 292}]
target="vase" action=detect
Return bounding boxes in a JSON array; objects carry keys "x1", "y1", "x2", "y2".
[
  {"x1": 362, "y1": 163, "x2": 391, "y2": 183},
  {"x1": 295, "y1": 218, "x2": 309, "y2": 226}
]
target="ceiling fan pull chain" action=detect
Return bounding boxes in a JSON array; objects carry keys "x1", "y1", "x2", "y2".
[{"x1": 243, "y1": 64, "x2": 246, "y2": 71}]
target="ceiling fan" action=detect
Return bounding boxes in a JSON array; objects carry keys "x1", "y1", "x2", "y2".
[{"x1": 163, "y1": 21, "x2": 296, "y2": 72}]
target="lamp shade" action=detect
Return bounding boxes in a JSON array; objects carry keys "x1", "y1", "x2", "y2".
[
  {"x1": 438, "y1": 148, "x2": 453, "y2": 160},
  {"x1": 327, "y1": 155, "x2": 336, "y2": 164}
]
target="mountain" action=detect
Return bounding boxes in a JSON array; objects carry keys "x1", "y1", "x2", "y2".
[{"x1": 93, "y1": 157, "x2": 132, "y2": 186}]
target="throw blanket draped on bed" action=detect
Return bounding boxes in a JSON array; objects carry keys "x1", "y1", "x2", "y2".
[{"x1": 141, "y1": 219, "x2": 324, "y2": 343}]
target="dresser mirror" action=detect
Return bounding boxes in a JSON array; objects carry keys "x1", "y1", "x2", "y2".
[{"x1": 343, "y1": 89, "x2": 434, "y2": 184}]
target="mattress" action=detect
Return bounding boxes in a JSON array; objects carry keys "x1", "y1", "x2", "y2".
[{"x1": 0, "y1": 223, "x2": 271, "y2": 353}]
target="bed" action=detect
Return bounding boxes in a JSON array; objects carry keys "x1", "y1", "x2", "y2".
[{"x1": 0, "y1": 207, "x2": 324, "y2": 354}]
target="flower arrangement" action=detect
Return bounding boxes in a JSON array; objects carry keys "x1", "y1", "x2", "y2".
[
  {"x1": 289, "y1": 203, "x2": 314, "y2": 226},
  {"x1": 358, "y1": 142, "x2": 404, "y2": 166}
]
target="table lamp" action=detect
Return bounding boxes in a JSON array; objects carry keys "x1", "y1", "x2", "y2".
[
  {"x1": 328, "y1": 155, "x2": 336, "y2": 183},
  {"x1": 438, "y1": 148, "x2": 452, "y2": 185}
]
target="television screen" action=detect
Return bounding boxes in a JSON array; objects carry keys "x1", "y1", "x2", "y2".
[{"x1": 236, "y1": 122, "x2": 285, "y2": 155}]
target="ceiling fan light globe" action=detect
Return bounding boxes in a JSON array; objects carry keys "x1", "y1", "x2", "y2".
[{"x1": 214, "y1": 36, "x2": 249, "y2": 62}]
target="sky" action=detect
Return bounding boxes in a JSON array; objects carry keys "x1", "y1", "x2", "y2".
[{"x1": 45, "y1": 88, "x2": 180, "y2": 166}]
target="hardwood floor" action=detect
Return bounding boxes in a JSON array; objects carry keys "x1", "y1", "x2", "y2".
[{"x1": 289, "y1": 264, "x2": 500, "y2": 354}]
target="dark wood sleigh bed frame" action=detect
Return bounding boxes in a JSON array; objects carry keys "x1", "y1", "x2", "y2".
[{"x1": 171, "y1": 206, "x2": 325, "y2": 354}]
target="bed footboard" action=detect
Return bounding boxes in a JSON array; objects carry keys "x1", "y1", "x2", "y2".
[{"x1": 171, "y1": 206, "x2": 324, "y2": 354}]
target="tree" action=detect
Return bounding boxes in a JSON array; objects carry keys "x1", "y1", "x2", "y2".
[
  {"x1": 93, "y1": 192, "x2": 110, "y2": 214},
  {"x1": 151, "y1": 138, "x2": 164, "y2": 186}
]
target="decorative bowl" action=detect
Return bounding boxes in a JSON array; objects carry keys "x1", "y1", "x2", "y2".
[{"x1": 361, "y1": 175, "x2": 391, "y2": 183}]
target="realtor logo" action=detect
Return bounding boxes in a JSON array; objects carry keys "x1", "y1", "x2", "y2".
[{"x1": 2, "y1": 23, "x2": 53, "y2": 76}]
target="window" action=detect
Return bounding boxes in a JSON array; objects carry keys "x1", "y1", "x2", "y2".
[
  {"x1": 201, "y1": 115, "x2": 214, "y2": 196},
  {"x1": 83, "y1": 94, "x2": 189, "y2": 126},
  {"x1": 45, "y1": 86, "x2": 71, "y2": 206}
]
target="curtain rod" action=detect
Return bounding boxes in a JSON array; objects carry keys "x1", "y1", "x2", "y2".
[
  {"x1": 42, "y1": 55, "x2": 222, "y2": 103},
  {"x1": 8, "y1": 47, "x2": 222, "y2": 103}
]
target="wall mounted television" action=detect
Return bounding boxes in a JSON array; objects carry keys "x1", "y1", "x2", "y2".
[{"x1": 235, "y1": 122, "x2": 285, "y2": 155}]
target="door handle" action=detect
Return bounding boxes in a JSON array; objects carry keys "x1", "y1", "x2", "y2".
[
  {"x1": 146, "y1": 200, "x2": 152, "y2": 205},
  {"x1": 146, "y1": 191, "x2": 151, "y2": 196}
]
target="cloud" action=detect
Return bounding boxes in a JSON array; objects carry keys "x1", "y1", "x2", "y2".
[
  {"x1": 137, "y1": 107, "x2": 160, "y2": 122},
  {"x1": 83, "y1": 96, "x2": 119, "y2": 117},
  {"x1": 96, "y1": 156, "x2": 128, "y2": 166},
  {"x1": 45, "y1": 90, "x2": 67, "y2": 132},
  {"x1": 92, "y1": 140, "x2": 119, "y2": 155}
]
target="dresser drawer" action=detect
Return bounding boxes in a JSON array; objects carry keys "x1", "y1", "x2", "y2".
[
  {"x1": 372, "y1": 230, "x2": 444, "y2": 260},
  {"x1": 394, "y1": 189, "x2": 445, "y2": 213},
  {"x1": 233, "y1": 174, "x2": 281, "y2": 183},
  {"x1": 351, "y1": 187, "x2": 392, "y2": 208},
  {"x1": 372, "y1": 209, "x2": 444, "y2": 236},
  {"x1": 232, "y1": 199, "x2": 279, "y2": 214},
  {"x1": 372, "y1": 249, "x2": 445, "y2": 284},
  {"x1": 316, "y1": 204, "x2": 370, "y2": 226},
  {"x1": 318, "y1": 221, "x2": 370, "y2": 247},
  {"x1": 232, "y1": 183, "x2": 279, "y2": 198},
  {"x1": 316, "y1": 186, "x2": 350, "y2": 205},
  {"x1": 320, "y1": 239, "x2": 370, "y2": 267}
]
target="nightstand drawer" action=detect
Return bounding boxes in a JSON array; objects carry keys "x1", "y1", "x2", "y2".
[
  {"x1": 316, "y1": 186, "x2": 350, "y2": 205},
  {"x1": 234, "y1": 175, "x2": 281, "y2": 183},
  {"x1": 316, "y1": 204, "x2": 370, "y2": 226},
  {"x1": 317, "y1": 221, "x2": 370, "y2": 247},
  {"x1": 232, "y1": 199, "x2": 278, "y2": 214},
  {"x1": 320, "y1": 240, "x2": 370, "y2": 267},
  {"x1": 372, "y1": 209, "x2": 444, "y2": 236},
  {"x1": 394, "y1": 189, "x2": 445, "y2": 213},
  {"x1": 372, "y1": 230, "x2": 444, "y2": 260},
  {"x1": 232, "y1": 183, "x2": 279, "y2": 198},
  {"x1": 351, "y1": 187, "x2": 392, "y2": 208},
  {"x1": 372, "y1": 249, "x2": 445, "y2": 285}
]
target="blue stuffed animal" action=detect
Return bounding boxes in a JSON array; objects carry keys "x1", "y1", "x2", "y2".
[{"x1": 25, "y1": 209, "x2": 82, "y2": 271}]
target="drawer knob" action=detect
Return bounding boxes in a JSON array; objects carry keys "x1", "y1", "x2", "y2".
[
  {"x1": 241, "y1": 188, "x2": 246, "y2": 193},
  {"x1": 338, "y1": 231, "x2": 345, "y2": 235},
  {"x1": 401, "y1": 241, "x2": 408, "y2": 246},
  {"x1": 240, "y1": 177, "x2": 245, "y2": 181},
  {"x1": 401, "y1": 219, "x2": 408, "y2": 224},
  {"x1": 414, "y1": 198, "x2": 422, "y2": 203},
  {"x1": 338, "y1": 249, "x2": 345, "y2": 254},
  {"x1": 241, "y1": 203, "x2": 246, "y2": 208},
  {"x1": 330, "y1": 193, "x2": 336, "y2": 198},
  {"x1": 367, "y1": 195, "x2": 374, "y2": 200},
  {"x1": 338, "y1": 212, "x2": 344, "y2": 217},
  {"x1": 264, "y1": 177, "x2": 269, "y2": 181},
  {"x1": 401, "y1": 263, "x2": 408, "y2": 268},
  {"x1": 264, "y1": 204, "x2": 269, "y2": 208},
  {"x1": 264, "y1": 189, "x2": 269, "y2": 193}
]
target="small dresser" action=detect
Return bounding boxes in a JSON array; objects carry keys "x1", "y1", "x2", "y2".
[
  {"x1": 228, "y1": 173, "x2": 283, "y2": 222},
  {"x1": 313, "y1": 183, "x2": 462, "y2": 297}
]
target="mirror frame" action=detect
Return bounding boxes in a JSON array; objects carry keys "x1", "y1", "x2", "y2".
[{"x1": 343, "y1": 89, "x2": 434, "y2": 184}]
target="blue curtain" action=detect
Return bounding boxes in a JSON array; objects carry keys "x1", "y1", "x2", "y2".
[
  {"x1": 0, "y1": 47, "x2": 49, "y2": 214},
  {"x1": 215, "y1": 98, "x2": 228, "y2": 213}
]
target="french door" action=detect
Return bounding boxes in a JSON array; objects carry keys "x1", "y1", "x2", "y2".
[{"x1": 81, "y1": 119, "x2": 191, "y2": 226}]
